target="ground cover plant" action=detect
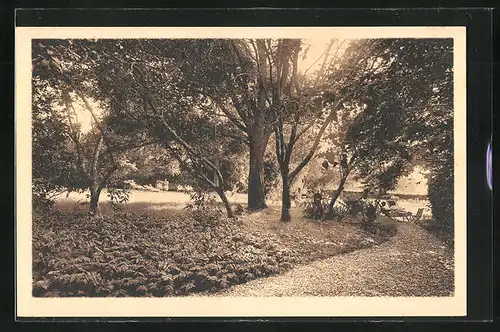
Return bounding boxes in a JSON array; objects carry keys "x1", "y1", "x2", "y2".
[{"x1": 32, "y1": 202, "x2": 392, "y2": 297}]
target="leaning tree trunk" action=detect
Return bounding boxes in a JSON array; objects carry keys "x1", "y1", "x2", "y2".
[
  {"x1": 280, "y1": 172, "x2": 292, "y2": 222},
  {"x1": 247, "y1": 129, "x2": 270, "y2": 212},
  {"x1": 216, "y1": 188, "x2": 234, "y2": 218},
  {"x1": 88, "y1": 135, "x2": 104, "y2": 218},
  {"x1": 322, "y1": 172, "x2": 349, "y2": 221}
]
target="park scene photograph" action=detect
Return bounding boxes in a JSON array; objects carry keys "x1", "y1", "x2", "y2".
[{"x1": 29, "y1": 35, "x2": 456, "y2": 299}]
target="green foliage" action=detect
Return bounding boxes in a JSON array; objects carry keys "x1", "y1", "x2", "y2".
[
  {"x1": 184, "y1": 191, "x2": 224, "y2": 226},
  {"x1": 32, "y1": 40, "x2": 142, "y2": 212},
  {"x1": 108, "y1": 145, "x2": 180, "y2": 189},
  {"x1": 329, "y1": 205, "x2": 350, "y2": 221},
  {"x1": 262, "y1": 158, "x2": 281, "y2": 199},
  {"x1": 32, "y1": 78, "x2": 80, "y2": 210},
  {"x1": 359, "y1": 201, "x2": 379, "y2": 230},
  {"x1": 356, "y1": 200, "x2": 398, "y2": 238},
  {"x1": 344, "y1": 198, "x2": 364, "y2": 217},
  {"x1": 346, "y1": 95, "x2": 412, "y2": 192},
  {"x1": 91, "y1": 39, "x2": 247, "y2": 196},
  {"x1": 329, "y1": 39, "x2": 453, "y2": 195}
]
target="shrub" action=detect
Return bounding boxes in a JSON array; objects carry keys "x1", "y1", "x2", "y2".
[
  {"x1": 300, "y1": 200, "x2": 325, "y2": 220},
  {"x1": 329, "y1": 205, "x2": 350, "y2": 221},
  {"x1": 107, "y1": 187, "x2": 130, "y2": 212},
  {"x1": 185, "y1": 191, "x2": 224, "y2": 226},
  {"x1": 32, "y1": 192, "x2": 55, "y2": 213},
  {"x1": 359, "y1": 201, "x2": 379, "y2": 232},
  {"x1": 344, "y1": 198, "x2": 364, "y2": 217},
  {"x1": 300, "y1": 199, "x2": 350, "y2": 222},
  {"x1": 32, "y1": 178, "x2": 64, "y2": 212},
  {"x1": 427, "y1": 165, "x2": 454, "y2": 233},
  {"x1": 262, "y1": 159, "x2": 281, "y2": 199}
]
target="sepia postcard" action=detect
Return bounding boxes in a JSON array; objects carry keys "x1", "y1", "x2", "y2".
[{"x1": 16, "y1": 26, "x2": 467, "y2": 318}]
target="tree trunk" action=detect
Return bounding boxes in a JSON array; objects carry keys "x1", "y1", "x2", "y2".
[
  {"x1": 216, "y1": 189, "x2": 234, "y2": 218},
  {"x1": 280, "y1": 173, "x2": 291, "y2": 222},
  {"x1": 322, "y1": 172, "x2": 349, "y2": 221},
  {"x1": 247, "y1": 130, "x2": 269, "y2": 211},
  {"x1": 89, "y1": 185, "x2": 103, "y2": 218}
]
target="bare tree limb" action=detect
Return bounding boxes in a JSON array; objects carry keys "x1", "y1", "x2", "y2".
[{"x1": 145, "y1": 99, "x2": 225, "y2": 185}]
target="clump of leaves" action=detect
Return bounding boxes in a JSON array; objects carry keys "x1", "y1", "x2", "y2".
[
  {"x1": 329, "y1": 205, "x2": 350, "y2": 221},
  {"x1": 107, "y1": 188, "x2": 130, "y2": 212},
  {"x1": 300, "y1": 200, "x2": 325, "y2": 220},
  {"x1": 354, "y1": 200, "x2": 397, "y2": 239},
  {"x1": 300, "y1": 200, "x2": 349, "y2": 222},
  {"x1": 262, "y1": 159, "x2": 280, "y2": 199},
  {"x1": 344, "y1": 198, "x2": 364, "y2": 217},
  {"x1": 185, "y1": 191, "x2": 224, "y2": 227},
  {"x1": 427, "y1": 165, "x2": 454, "y2": 236}
]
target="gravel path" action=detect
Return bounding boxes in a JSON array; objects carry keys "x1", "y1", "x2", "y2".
[{"x1": 216, "y1": 222, "x2": 454, "y2": 297}]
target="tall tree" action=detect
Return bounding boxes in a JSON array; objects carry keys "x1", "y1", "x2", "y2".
[
  {"x1": 32, "y1": 39, "x2": 151, "y2": 216},
  {"x1": 169, "y1": 38, "x2": 290, "y2": 211},
  {"x1": 92, "y1": 39, "x2": 242, "y2": 217},
  {"x1": 271, "y1": 39, "x2": 390, "y2": 221},
  {"x1": 92, "y1": 38, "x2": 319, "y2": 214},
  {"x1": 320, "y1": 38, "x2": 454, "y2": 220},
  {"x1": 32, "y1": 76, "x2": 79, "y2": 209}
]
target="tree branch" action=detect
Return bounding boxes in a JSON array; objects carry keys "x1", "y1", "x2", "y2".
[
  {"x1": 73, "y1": 88, "x2": 117, "y2": 168},
  {"x1": 62, "y1": 94, "x2": 89, "y2": 177},
  {"x1": 146, "y1": 99, "x2": 225, "y2": 185},
  {"x1": 216, "y1": 100, "x2": 248, "y2": 133},
  {"x1": 166, "y1": 145, "x2": 219, "y2": 190}
]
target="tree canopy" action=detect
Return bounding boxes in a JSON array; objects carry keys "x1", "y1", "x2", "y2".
[{"x1": 31, "y1": 37, "x2": 455, "y2": 224}]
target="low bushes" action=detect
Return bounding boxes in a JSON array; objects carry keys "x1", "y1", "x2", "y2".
[
  {"x1": 299, "y1": 197, "x2": 397, "y2": 242},
  {"x1": 32, "y1": 209, "x2": 304, "y2": 297},
  {"x1": 426, "y1": 159, "x2": 454, "y2": 248},
  {"x1": 300, "y1": 201, "x2": 349, "y2": 221},
  {"x1": 358, "y1": 201, "x2": 378, "y2": 231},
  {"x1": 300, "y1": 200, "x2": 325, "y2": 220}
]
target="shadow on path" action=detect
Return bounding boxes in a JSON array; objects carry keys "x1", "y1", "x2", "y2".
[{"x1": 215, "y1": 221, "x2": 454, "y2": 297}]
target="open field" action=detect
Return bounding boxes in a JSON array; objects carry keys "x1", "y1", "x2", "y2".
[{"x1": 55, "y1": 189, "x2": 432, "y2": 218}]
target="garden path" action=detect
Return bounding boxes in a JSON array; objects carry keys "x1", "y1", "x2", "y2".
[{"x1": 217, "y1": 221, "x2": 454, "y2": 297}]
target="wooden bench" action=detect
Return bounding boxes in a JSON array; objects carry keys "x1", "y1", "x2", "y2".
[{"x1": 383, "y1": 207, "x2": 424, "y2": 223}]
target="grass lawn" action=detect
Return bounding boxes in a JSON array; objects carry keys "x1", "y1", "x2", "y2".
[{"x1": 32, "y1": 194, "x2": 397, "y2": 297}]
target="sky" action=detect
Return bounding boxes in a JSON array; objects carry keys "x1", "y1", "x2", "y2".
[
  {"x1": 298, "y1": 38, "x2": 349, "y2": 73},
  {"x1": 68, "y1": 95, "x2": 100, "y2": 134}
]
